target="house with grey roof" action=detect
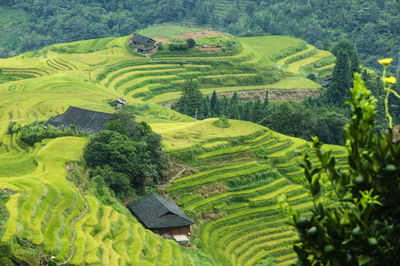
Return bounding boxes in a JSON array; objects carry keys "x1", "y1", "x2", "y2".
[
  {"x1": 129, "y1": 193, "x2": 194, "y2": 244},
  {"x1": 130, "y1": 34, "x2": 156, "y2": 53},
  {"x1": 47, "y1": 106, "x2": 113, "y2": 133}
]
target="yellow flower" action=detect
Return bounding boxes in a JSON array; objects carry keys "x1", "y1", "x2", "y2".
[
  {"x1": 378, "y1": 58, "x2": 393, "y2": 65},
  {"x1": 383, "y1": 76, "x2": 397, "y2": 84}
]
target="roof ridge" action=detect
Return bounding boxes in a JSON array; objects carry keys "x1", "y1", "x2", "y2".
[
  {"x1": 150, "y1": 193, "x2": 170, "y2": 218},
  {"x1": 157, "y1": 195, "x2": 194, "y2": 224}
]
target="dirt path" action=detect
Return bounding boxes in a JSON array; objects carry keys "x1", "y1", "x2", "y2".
[{"x1": 158, "y1": 163, "x2": 188, "y2": 190}]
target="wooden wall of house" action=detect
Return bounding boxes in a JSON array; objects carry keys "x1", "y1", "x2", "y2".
[{"x1": 151, "y1": 226, "x2": 190, "y2": 236}]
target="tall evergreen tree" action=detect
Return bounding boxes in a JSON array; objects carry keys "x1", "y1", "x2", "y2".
[
  {"x1": 229, "y1": 92, "x2": 240, "y2": 119},
  {"x1": 251, "y1": 99, "x2": 264, "y2": 122},
  {"x1": 243, "y1": 100, "x2": 253, "y2": 121},
  {"x1": 332, "y1": 39, "x2": 360, "y2": 74},
  {"x1": 263, "y1": 90, "x2": 269, "y2": 115},
  {"x1": 175, "y1": 79, "x2": 204, "y2": 119},
  {"x1": 327, "y1": 50, "x2": 352, "y2": 105},
  {"x1": 220, "y1": 96, "x2": 229, "y2": 117},
  {"x1": 210, "y1": 90, "x2": 219, "y2": 116}
]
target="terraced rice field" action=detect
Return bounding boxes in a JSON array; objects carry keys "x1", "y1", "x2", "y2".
[
  {"x1": 0, "y1": 136, "x2": 214, "y2": 265},
  {"x1": 162, "y1": 122, "x2": 346, "y2": 265},
  {"x1": 287, "y1": 50, "x2": 334, "y2": 75},
  {"x1": 0, "y1": 27, "x2": 338, "y2": 265}
]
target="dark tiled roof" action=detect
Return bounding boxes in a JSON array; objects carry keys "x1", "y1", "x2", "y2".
[
  {"x1": 130, "y1": 192, "x2": 194, "y2": 229},
  {"x1": 319, "y1": 77, "x2": 332, "y2": 87},
  {"x1": 47, "y1": 106, "x2": 113, "y2": 133},
  {"x1": 130, "y1": 34, "x2": 155, "y2": 44}
]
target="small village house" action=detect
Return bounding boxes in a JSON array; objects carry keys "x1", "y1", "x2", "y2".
[
  {"x1": 130, "y1": 34, "x2": 156, "y2": 53},
  {"x1": 47, "y1": 106, "x2": 113, "y2": 133},
  {"x1": 111, "y1": 97, "x2": 127, "y2": 108},
  {"x1": 129, "y1": 193, "x2": 194, "y2": 246}
]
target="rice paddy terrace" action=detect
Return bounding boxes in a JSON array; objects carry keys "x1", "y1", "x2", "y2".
[
  {"x1": 155, "y1": 119, "x2": 347, "y2": 265},
  {"x1": 0, "y1": 26, "x2": 339, "y2": 265}
]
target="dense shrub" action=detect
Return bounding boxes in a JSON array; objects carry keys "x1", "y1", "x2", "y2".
[
  {"x1": 212, "y1": 116, "x2": 230, "y2": 128},
  {"x1": 186, "y1": 38, "x2": 196, "y2": 48},
  {"x1": 19, "y1": 122, "x2": 87, "y2": 146},
  {"x1": 168, "y1": 42, "x2": 189, "y2": 51}
]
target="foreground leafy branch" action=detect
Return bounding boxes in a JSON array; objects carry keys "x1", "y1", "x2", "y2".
[{"x1": 280, "y1": 74, "x2": 400, "y2": 265}]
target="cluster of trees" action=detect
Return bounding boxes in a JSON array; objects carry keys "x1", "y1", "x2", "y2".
[
  {"x1": 173, "y1": 38, "x2": 400, "y2": 145},
  {"x1": 2, "y1": 0, "x2": 192, "y2": 52},
  {"x1": 84, "y1": 108, "x2": 168, "y2": 198},
  {"x1": 173, "y1": 79, "x2": 348, "y2": 144}
]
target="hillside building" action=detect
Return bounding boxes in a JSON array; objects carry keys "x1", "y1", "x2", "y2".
[
  {"x1": 47, "y1": 106, "x2": 113, "y2": 133},
  {"x1": 129, "y1": 192, "x2": 194, "y2": 245},
  {"x1": 130, "y1": 34, "x2": 156, "y2": 53},
  {"x1": 111, "y1": 97, "x2": 127, "y2": 108},
  {"x1": 319, "y1": 77, "x2": 332, "y2": 88}
]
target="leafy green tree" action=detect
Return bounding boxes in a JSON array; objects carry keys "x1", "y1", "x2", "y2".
[
  {"x1": 282, "y1": 74, "x2": 400, "y2": 265},
  {"x1": 262, "y1": 101, "x2": 318, "y2": 140},
  {"x1": 332, "y1": 39, "x2": 360, "y2": 74},
  {"x1": 245, "y1": 2, "x2": 256, "y2": 16},
  {"x1": 84, "y1": 111, "x2": 167, "y2": 195},
  {"x1": 186, "y1": 38, "x2": 196, "y2": 48}
]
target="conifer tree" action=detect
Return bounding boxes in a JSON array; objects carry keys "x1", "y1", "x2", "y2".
[
  {"x1": 327, "y1": 50, "x2": 352, "y2": 105},
  {"x1": 243, "y1": 100, "x2": 253, "y2": 121},
  {"x1": 229, "y1": 92, "x2": 240, "y2": 119},
  {"x1": 263, "y1": 90, "x2": 269, "y2": 115},
  {"x1": 175, "y1": 79, "x2": 204, "y2": 119},
  {"x1": 210, "y1": 90, "x2": 219, "y2": 116},
  {"x1": 251, "y1": 98, "x2": 264, "y2": 122}
]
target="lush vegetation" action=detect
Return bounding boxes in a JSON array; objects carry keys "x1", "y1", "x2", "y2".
[
  {"x1": 282, "y1": 73, "x2": 400, "y2": 265},
  {"x1": 84, "y1": 108, "x2": 168, "y2": 197},
  {"x1": 1, "y1": 1, "x2": 399, "y2": 73},
  {"x1": 0, "y1": 25, "x2": 388, "y2": 265}
]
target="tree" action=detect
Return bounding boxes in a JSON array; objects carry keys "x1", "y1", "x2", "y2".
[
  {"x1": 210, "y1": 90, "x2": 219, "y2": 116},
  {"x1": 282, "y1": 74, "x2": 400, "y2": 265},
  {"x1": 245, "y1": 2, "x2": 256, "y2": 16},
  {"x1": 327, "y1": 49, "x2": 352, "y2": 105},
  {"x1": 186, "y1": 38, "x2": 196, "y2": 48},
  {"x1": 332, "y1": 39, "x2": 360, "y2": 74},
  {"x1": 262, "y1": 101, "x2": 318, "y2": 140},
  {"x1": 263, "y1": 90, "x2": 269, "y2": 115},
  {"x1": 229, "y1": 92, "x2": 240, "y2": 119},
  {"x1": 84, "y1": 110, "x2": 167, "y2": 196},
  {"x1": 251, "y1": 99, "x2": 264, "y2": 123},
  {"x1": 175, "y1": 79, "x2": 204, "y2": 119}
]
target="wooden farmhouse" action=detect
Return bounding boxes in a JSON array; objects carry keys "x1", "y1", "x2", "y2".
[
  {"x1": 129, "y1": 193, "x2": 194, "y2": 245},
  {"x1": 130, "y1": 34, "x2": 156, "y2": 53}
]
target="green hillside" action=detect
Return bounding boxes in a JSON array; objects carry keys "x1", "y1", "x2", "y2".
[
  {"x1": 0, "y1": 5, "x2": 30, "y2": 54},
  {"x1": 0, "y1": 26, "x2": 339, "y2": 265}
]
